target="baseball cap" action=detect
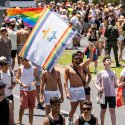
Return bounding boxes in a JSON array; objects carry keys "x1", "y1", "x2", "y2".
[
  {"x1": 0, "y1": 81, "x2": 6, "y2": 88},
  {"x1": 0, "y1": 56, "x2": 9, "y2": 65},
  {"x1": 9, "y1": 18, "x2": 16, "y2": 23},
  {"x1": 56, "y1": 3, "x2": 61, "y2": 6},
  {"x1": 107, "y1": 3, "x2": 111, "y2": 6},
  {"x1": 0, "y1": 27, "x2": 7, "y2": 32}
]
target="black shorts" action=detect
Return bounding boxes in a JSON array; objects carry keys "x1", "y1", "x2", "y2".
[
  {"x1": 6, "y1": 95, "x2": 14, "y2": 102},
  {"x1": 85, "y1": 87, "x2": 91, "y2": 95},
  {"x1": 101, "y1": 96, "x2": 116, "y2": 109},
  {"x1": 11, "y1": 50, "x2": 17, "y2": 58}
]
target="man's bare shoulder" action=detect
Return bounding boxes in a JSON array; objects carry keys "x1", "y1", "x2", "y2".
[
  {"x1": 54, "y1": 68, "x2": 61, "y2": 74},
  {"x1": 16, "y1": 29, "x2": 21, "y2": 34},
  {"x1": 17, "y1": 66, "x2": 22, "y2": 70},
  {"x1": 65, "y1": 66, "x2": 71, "y2": 71}
]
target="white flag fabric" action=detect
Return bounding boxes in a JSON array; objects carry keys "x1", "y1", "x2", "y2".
[{"x1": 19, "y1": 8, "x2": 76, "y2": 71}]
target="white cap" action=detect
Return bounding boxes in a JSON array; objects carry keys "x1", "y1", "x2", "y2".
[
  {"x1": 67, "y1": 4, "x2": 71, "y2": 7},
  {"x1": 9, "y1": 18, "x2": 16, "y2": 23},
  {"x1": 107, "y1": 3, "x2": 111, "y2": 6},
  {"x1": 0, "y1": 27, "x2": 7, "y2": 31},
  {"x1": 56, "y1": 3, "x2": 61, "y2": 6},
  {"x1": 38, "y1": 2, "x2": 42, "y2": 6}
]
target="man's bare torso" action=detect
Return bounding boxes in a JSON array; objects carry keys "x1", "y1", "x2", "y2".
[
  {"x1": 17, "y1": 29, "x2": 28, "y2": 45},
  {"x1": 66, "y1": 65, "x2": 86, "y2": 87},
  {"x1": 43, "y1": 70, "x2": 60, "y2": 91}
]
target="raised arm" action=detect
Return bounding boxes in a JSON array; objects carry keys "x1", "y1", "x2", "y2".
[{"x1": 81, "y1": 45, "x2": 93, "y2": 68}]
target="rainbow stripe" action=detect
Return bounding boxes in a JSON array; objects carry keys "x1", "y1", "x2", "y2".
[
  {"x1": 19, "y1": 8, "x2": 76, "y2": 71},
  {"x1": 42, "y1": 26, "x2": 73, "y2": 70},
  {"x1": 7, "y1": 8, "x2": 43, "y2": 27}
]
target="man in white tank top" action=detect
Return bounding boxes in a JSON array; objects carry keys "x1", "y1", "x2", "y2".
[{"x1": 16, "y1": 58, "x2": 39, "y2": 125}]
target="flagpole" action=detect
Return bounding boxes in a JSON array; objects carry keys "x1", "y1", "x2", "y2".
[{"x1": 72, "y1": 28, "x2": 94, "y2": 46}]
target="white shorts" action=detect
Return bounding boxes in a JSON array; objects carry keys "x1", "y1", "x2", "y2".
[
  {"x1": 99, "y1": 35, "x2": 107, "y2": 42},
  {"x1": 44, "y1": 90, "x2": 59, "y2": 105},
  {"x1": 118, "y1": 35, "x2": 124, "y2": 42},
  {"x1": 69, "y1": 86, "x2": 85, "y2": 102}
]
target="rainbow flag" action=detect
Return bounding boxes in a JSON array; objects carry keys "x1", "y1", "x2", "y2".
[
  {"x1": 19, "y1": 8, "x2": 76, "y2": 71},
  {"x1": 117, "y1": 87, "x2": 125, "y2": 107},
  {"x1": 7, "y1": 8, "x2": 43, "y2": 27}
]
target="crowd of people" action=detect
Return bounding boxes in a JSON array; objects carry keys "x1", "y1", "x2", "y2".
[{"x1": 0, "y1": 1, "x2": 125, "y2": 125}]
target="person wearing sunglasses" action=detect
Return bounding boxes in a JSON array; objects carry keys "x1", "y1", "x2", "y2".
[
  {"x1": 0, "y1": 81, "x2": 14, "y2": 125},
  {"x1": 64, "y1": 45, "x2": 93, "y2": 125},
  {"x1": 75, "y1": 100, "x2": 98, "y2": 125},
  {"x1": 77, "y1": 51, "x2": 92, "y2": 101},
  {"x1": 43, "y1": 96, "x2": 65, "y2": 125}
]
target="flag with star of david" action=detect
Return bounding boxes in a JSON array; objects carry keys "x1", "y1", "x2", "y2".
[{"x1": 19, "y1": 7, "x2": 76, "y2": 71}]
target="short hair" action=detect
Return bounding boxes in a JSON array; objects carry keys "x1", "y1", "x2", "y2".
[
  {"x1": 83, "y1": 100, "x2": 92, "y2": 107},
  {"x1": 76, "y1": 51, "x2": 83, "y2": 55},
  {"x1": 10, "y1": 23, "x2": 15, "y2": 29},
  {"x1": 19, "y1": 23, "x2": 24, "y2": 28},
  {"x1": 50, "y1": 96, "x2": 61, "y2": 105},
  {"x1": 72, "y1": 53, "x2": 79, "y2": 60},
  {"x1": 102, "y1": 56, "x2": 111, "y2": 63}
]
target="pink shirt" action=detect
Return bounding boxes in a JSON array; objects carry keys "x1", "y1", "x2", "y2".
[{"x1": 96, "y1": 69, "x2": 117, "y2": 97}]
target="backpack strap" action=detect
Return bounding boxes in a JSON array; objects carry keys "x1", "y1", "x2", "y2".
[
  {"x1": 91, "y1": 114, "x2": 96, "y2": 124},
  {"x1": 71, "y1": 66, "x2": 86, "y2": 86},
  {"x1": 47, "y1": 115, "x2": 55, "y2": 125}
]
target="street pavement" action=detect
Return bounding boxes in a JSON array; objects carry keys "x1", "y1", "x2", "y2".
[{"x1": 13, "y1": 37, "x2": 125, "y2": 125}]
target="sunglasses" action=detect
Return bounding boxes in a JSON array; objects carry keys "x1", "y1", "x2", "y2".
[{"x1": 82, "y1": 107, "x2": 91, "y2": 111}]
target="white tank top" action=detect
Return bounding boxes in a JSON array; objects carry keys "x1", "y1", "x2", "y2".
[
  {"x1": 20, "y1": 65, "x2": 36, "y2": 91},
  {"x1": 0, "y1": 70, "x2": 13, "y2": 97}
]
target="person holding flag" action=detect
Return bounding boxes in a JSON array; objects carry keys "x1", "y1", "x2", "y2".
[{"x1": 64, "y1": 44, "x2": 93, "y2": 125}]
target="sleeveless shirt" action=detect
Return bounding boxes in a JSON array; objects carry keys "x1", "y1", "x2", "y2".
[
  {"x1": 0, "y1": 98, "x2": 9, "y2": 125},
  {"x1": 47, "y1": 114, "x2": 63, "y2": 125},
  {"x1": 78, "y1": 114, "x2": 96, "y2": 125}
]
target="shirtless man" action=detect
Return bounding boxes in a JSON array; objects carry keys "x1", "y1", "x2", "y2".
[
  {"x1": 16, "y1": 23, "x2": 28, "y2": 65},
  {"x1": 41, "y1": 67, "x2": 64, "y2": 115},
  {"x1": 77, "y1": 51, "x2": 92, "y2": 101},
  {"x1": 64, "y1": 45, "x2": 93, "y2": 125}
]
